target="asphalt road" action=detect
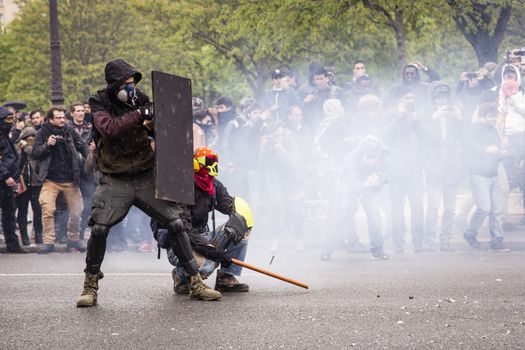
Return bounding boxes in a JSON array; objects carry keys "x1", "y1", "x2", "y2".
[{"x1": 1, "y1": 239, "x2": 524, "y2": 350}]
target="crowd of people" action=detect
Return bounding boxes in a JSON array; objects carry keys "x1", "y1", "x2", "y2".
[{"x1": 1, "y1": 50, "x2": 525, "y2": 264}]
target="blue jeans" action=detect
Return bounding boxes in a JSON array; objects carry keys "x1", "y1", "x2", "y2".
[
  {"x1": 424, "y1": 183, "x2": 458, "y2": 243},
  {"x1": 464, "y1": 174, "x2": 504, "y2": 242},
  {"x1": 171, "y1": 224, "x2": 249, "y2": 283}
]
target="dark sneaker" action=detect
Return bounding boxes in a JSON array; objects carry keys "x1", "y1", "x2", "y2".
[
  {"x1": 463, "y1": 234, "x2": 482, "y2": 249},
  {"x1": 439, "y1": 242, "x2": 455, "y2": 252},
  {"x1": 489, "y1": 240, "x2": 511, "y2": 253},
  {"x1": 38, "y1": 244, "x2": 55, "y2": 254},
  {"x1": 67, "y1": 240, "x2": 86, "y2": 252},
  {"x1": 6, "y1": 245, "x2": 28, "y2": 254},
  {"x1": 371, "y1": 250, "x2": 389, "y2": 260},
  {"x1": 215, "y1": 272, "x2": 249, "y2": 293}
]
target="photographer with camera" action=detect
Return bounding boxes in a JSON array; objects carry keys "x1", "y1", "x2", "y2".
[
  {"x1": 32, "y1": 107, "x2": 88, "y2": 254},
  {"x1": 384, "y1": 91, "x2": 429, "y2": 253},
  {"x1": 421, "y1": 82, "x2": 465, "y2": 252},
  {"x1": 456, "y1": 63, "x2": 496, "y2": 121}
]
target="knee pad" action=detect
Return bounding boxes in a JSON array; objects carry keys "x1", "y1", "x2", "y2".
[
  {"x1": 91, "y1": 224, "x2": 110, "y2": 239},
  {"x1": 166, "y1": 218, "x2": 184, "y2": 236}
]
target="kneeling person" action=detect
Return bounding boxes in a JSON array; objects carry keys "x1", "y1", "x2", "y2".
[{"x1": 153, "y1": 147, "x2": 252, "y2": 294}]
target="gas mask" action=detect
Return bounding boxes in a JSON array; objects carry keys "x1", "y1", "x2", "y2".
[{"x1": 117, "y1": 83, "x2": 137, "y2": 105}]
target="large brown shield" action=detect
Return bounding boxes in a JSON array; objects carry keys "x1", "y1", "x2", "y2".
[{"x1": 152, "y1": 71, "x2": 194, "y2": 204}]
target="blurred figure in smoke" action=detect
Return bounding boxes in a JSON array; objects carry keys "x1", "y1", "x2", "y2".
[
  {"x1": 384, "y1": 91, "x2": 428, "y2": 253},
  {"x1": 258, "y1": 122, "x2": 302, "y2": 250},
  {"x1": 264, "y1": 69, "x2": 302, "y2": 122},
  {"x1": 221, "y1": 103, "x2": 269, "y2": 203},
  {"x1": 462, "y1": 104, "x2": 510, "y2": 252},
  {"x1": 456, "y1": 65, "x2": 496, "y2": 122},
  {"x1": 497, "y1": 71, "x2": 525, "y2": 228},
  {"x1": 321, "y1": 135, "x2": 389, "y2": 261},
  {"x1": 316, "y1": 99, "x2": 367, "y2": 253},
  {"x1": 344, "y1": 75, "x2": 380, "y2": 114},
  {"x1": 385, "y1": 62, "x2": 440, "y2": 109},
  {"x1": 350, "y1": 95, "x2": 387, "y2": 138},
  {"x1": 421, "y1": 82, "x2": 465, "y2": 252},
  {"x1": 153, "y1": 147, "x2": 251, "y2": 294}
]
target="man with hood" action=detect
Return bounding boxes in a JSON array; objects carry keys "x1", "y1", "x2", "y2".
[
  {"x1": 76, "y1": 59, "x2": 221, "y2": 307},
  {"x1": 385, "y1": 63, "x2": 440, "y2": 109},
  {"x1": 421, "y1": 82, "x2": 465, "y2": 252},
  {"x1": 0, "y1": 106, "x2": 26, "y2": 253},
  {"x1": 32, "y1": 107, "x2": 88, "y2": 254}
]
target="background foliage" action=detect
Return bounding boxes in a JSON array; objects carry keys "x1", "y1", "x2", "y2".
[{"x1": 0, "y1": 0, "x2": 523, "y2": 109}]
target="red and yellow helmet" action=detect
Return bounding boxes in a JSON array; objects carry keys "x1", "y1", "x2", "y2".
[{"x1": 193, "y1": 146, "x2": 219, "y2": 176}]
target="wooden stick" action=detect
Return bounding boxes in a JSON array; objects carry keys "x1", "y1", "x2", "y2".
[{"x1": 231, "y1": 258, "x2": 309, "y2": 289}]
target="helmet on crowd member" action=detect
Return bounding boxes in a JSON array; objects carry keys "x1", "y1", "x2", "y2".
[
  {"x1": 358, "y1": 135, "x2": 387, "y2": 159},
  {"x1": 193, "y1": 146, "x2": 219, "y2": 176}
]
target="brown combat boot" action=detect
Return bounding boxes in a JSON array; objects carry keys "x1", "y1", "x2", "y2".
[
  {"x1": 76, "y1": 272, "x2": 103, "y2": 307},
  {"x1": 215, "y1": 271, "x2": 249, "y2": 293},
  {"x1": 188, "y1": 273, "x2": 221, "y2": 301}
]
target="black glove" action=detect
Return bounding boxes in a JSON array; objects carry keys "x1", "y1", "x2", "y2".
[
  {"x1": 195, "y1": 244, "x2": 232, "y2": 267},
  {"x1": 139, "y1": 103, "x2": 154, "y2": 120},
  {"x1": 216, "y1": 249, "x2": 232, "y2": 268},
  {"x1": 224, "y1": 224, "x2": 244, "y2": 245}
]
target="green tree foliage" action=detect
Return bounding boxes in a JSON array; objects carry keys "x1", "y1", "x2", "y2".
[
  {"x1": 1, "y1": 0, "x2": 160, "y2": 109},
  {"x1": 445, "y1": 0, "x2": 512, "y2": 65},
  {"x1": 0, "y1": 0, "x2": 523, "y2": 108}
]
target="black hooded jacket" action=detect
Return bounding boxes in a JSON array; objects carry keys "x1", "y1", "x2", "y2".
[
  {"x1": 89, "y1": 59, "x2": 153, "y2": 175},
  {"x1": 0, "y1": 108, "x2": 19, "y2": 181}
]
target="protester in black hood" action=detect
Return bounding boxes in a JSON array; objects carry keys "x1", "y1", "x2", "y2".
[
  {"x1": 385, "y1": 63, "x2": 440, "y2": 109},
  {"x1": 0, "y1": 106, "x2": 26, "y2": 253},
  {"x1": 76, "y1": 58, "x2": 221, "y2": 308}
]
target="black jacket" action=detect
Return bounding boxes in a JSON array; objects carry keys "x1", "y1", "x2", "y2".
[
  {"x1": 462, "y1": 123, "x2": 502, "y2": 177},
  {"x1": 190, "y1": 179, "x2": 234, "y2": 233},
  {"x1": 89, "y1": 59, "x2": 153, "y2": 175},
  {"x1": 32, "y1": 123, "x2": 88, "y2": 186},
  {"x1": 0, "y1": 133, "x2": 19, "y2": 181}
]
